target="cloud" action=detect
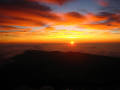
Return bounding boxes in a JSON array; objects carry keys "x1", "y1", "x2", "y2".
[
  {"x1": 0, "y1": 0, "x2": 53, "y2": 25},
  {"x1": 60, "y1": 11, "x2": 120, "y2": 31},
  {"x1": 0, "y1": 15, "x2": 47, "y2": 27},
  {"x1": 97, "y1": 12, "x2": 120, "y2": 25},
  {"x1": 0, "y1": 0, "x2": 120, "y2": 43},
  {"x1": 0, "y1": 25, "x2": 33, "y2": 33},
  {"x1": 96, "y1": 0, "x2": 109, "y2": 7},
  {"x1": 0, "y1": 0, "x2": 52, "y2": 11},
  {"x1": 0, "y1": 25, "x2": 19, "y2": 31},
  {"x1": 56, "y1": 12, "x2": 86, "y2": 26},
  {"x1": 65, "y1": 12, "x2": 84, "y2": 18},
  {"x1": 0, "y1": 0, "x2": 114, "y2": 32},
  {"x1": 0, "y1": 0, "x2": 62, "y2": 32},
  {"x1": 82, "y1": 12, "x2": 120, "y2": 30},
  {"x1": 30, "y1": 0, "x2": 74, "y2": 5}
]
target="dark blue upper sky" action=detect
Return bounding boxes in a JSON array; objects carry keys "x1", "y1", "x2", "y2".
[{"x1": 47, "y1": 0, "x2": 102, "y2": 13}]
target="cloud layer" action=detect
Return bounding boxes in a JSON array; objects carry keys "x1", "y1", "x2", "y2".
[{"x1": 0, "y1": 0, "x2": 120, "y2": 43}]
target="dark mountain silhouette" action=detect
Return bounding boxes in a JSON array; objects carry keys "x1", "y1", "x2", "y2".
[{"x1": 0, "y1": 50, "x2": 120, "y2": 90}]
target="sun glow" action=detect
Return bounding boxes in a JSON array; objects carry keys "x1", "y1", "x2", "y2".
[{"x1": 70, "y1": 41, "x2": 75, "y2": 45}]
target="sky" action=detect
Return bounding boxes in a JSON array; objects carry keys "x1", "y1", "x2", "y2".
[{"x1": 0, "y1": 0, "x2": 120, "y2": 43}]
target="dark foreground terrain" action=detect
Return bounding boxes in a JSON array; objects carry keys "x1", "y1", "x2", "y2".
[{"x1": 0, "y1": 50, "x2": 120, "y2": 90}]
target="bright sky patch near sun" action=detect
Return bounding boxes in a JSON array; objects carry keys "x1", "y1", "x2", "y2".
[{"x1": 0, "y1": 0, "x2": 120, "y2": 43}]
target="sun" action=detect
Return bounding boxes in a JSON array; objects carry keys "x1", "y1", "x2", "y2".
[{"x1": 70, "y1": 41, "x2": 75, "y2": 45}]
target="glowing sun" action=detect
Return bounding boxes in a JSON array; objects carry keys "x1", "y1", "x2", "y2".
[{"x1": 70, "y1": 41, "x2": 75, "y2": 45}]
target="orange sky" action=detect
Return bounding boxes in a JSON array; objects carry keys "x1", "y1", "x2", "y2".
[{"x1": 0, "y1": 0, "x2": 120, "y2": 43}]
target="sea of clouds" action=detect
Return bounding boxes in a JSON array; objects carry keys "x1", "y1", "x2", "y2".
[{"x1": 0, "y1": 43, "x2": 120, "y2": 60}]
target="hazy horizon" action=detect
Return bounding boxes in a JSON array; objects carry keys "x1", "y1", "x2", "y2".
[{"x1": 1, "y1": 42, "x2": 120, "y2": 60}]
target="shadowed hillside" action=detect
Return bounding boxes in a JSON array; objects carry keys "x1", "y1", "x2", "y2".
[{"x1": 0, "y1": 50, "x2": 120, "y2": 90}]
